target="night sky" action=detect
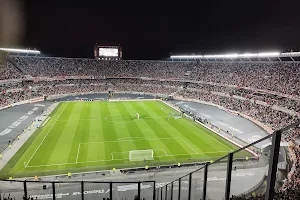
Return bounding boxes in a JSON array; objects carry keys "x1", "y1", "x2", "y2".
[{"x1": 1, "y1": 0, "x2": 300, "y2": 59}]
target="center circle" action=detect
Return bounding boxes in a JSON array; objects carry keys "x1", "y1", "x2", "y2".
[{"x1": 105, "y1": 115, "x2": 138, "y2": 123}]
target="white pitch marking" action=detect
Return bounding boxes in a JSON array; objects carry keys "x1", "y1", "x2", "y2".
[
  {"x1": 27, "y1": 162, "x2": 77, "y2": 168},
  {"x1": 26, "y1": 150, "x2": 230, "y2": 168},
  {"x1": 179, "y1": 137, "x2": 198, "y2": 153},
  {"x1": 25, "y1": 103, "x2": 68, "y2": 167},
  {"x1": 186, "y1": 120, "x2": 232, "y2": 151},
  {"x1": 115, "y1": 137, "x2": 145, "y2": 141},
  {"x1": 161, "y1": 149, "x2": 168, "y2": 156},
  {"x1": 80, "y1": 137, "x2": 182, "y2": 144},
  {"x1": 161, "y1": 101, "x2": 234, "y2": 151},
  {"x1": 76, "y1": 144, "x2": 81, "y2": 163}
]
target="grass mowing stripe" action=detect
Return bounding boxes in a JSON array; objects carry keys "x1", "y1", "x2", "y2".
[
  {"x1": 185, "y1": 119, "x2": 233, "y2": 151},
  {"x1": 145, "y1": 103, "x2": 195, "y2": 155},
  {"x1": 26, "y1": 102, "x2": 68, "y2": 167},
  {"x1": 163, "y1": 117, "x2": 223, "y2": 156},
  {"x1": 86, "y1": 103, "x2": 104, "y2": 161},
  {"x1": 158, "y1": 101, "x2": 236, "y2": 151},
  {"x1": 137, "y1": 102, "x2": 192, "y2": 159},
  {"x1": 147, "y1": 103, "x2": 205, "y2": 151},
  {"x1": 118, "y1": 103, "x2": 153, "y2": 152},
  {"x1": 132, "y1": 102, "x2": 177, "y2": 157},
  {"x1": 101, "y1": 102, "x2": 123, "y2": 165},
  {"x1": 41, "y1": 103, "x2": 78, "y2": 166},
  {"x1": 150, "y1": 102, "x2": 236, "y2": 158},
  {"x1": 78, "y1": 102, "x2": 92, "y2": 166},
  {"x1": 111, "y1": 102, "x2": 139, "y2": 161},
  {"x1": 131, "y1": 102, "x2": 176, "y2": 159},
  {"x1": 66, "y1": 102, "x2": 90, "y2": 166},
  {"x1": 185, "y1": 117, "x2": 239, "y2": 151}
]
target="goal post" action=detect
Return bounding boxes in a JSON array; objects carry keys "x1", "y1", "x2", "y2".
[{"x1": 129, "y1": 149, "x2": 154, "y2": 161}]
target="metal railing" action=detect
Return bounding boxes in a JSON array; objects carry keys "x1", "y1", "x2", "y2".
[{"x1": 0, "y1": 180, "x2": 156, "y2": 200}]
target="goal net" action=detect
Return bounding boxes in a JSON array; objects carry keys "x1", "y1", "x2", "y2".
[{"x1": 129, "y1": 149, "x2": 154, "y2": 161}]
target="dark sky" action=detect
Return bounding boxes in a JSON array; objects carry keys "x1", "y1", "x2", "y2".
[{"x1": 2, "y1": 0, "x2": 300, "y2": 59}]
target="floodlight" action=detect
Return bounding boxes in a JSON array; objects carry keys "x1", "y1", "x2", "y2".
[
  {"x1": 257, "y1": 52, "x2": 280, "y2": 57},
  {"x1": 204, "y1": 54, "x2": 238, "y2": 58},
  {"x1": 170, "y1": 55, "x2": 203, "y2": 59},
  {"x1": 0, "y1": 48, "x2": 41, "y2": 54},
  {"x1": 238, "y1": 53, "x2": 258, "y2": 57},
  {"x1": 170, "y1": 51, "x2": 283, "y2": 59}
]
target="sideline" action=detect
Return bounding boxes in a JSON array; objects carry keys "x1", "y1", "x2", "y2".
[
  {"x1": 159, "y1": 100, "x2": 258, "y2": 157},
  {"x1": 0, "y1": 103, "x2": 59, "y2": 171}
]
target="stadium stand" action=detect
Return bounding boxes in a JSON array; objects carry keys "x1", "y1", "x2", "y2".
[
  {"x1": 190, "y1": 62, "x2": 300, "y2": 95},
  {"x1": 0, "y1": 61, "x2": 23, "y2": 80},
  {"x1": 1, "y1": 56, "x2": 300, "y2": 199},
  {"x1": 12, "y1": 56, "x2": 194, "y2": 78}
]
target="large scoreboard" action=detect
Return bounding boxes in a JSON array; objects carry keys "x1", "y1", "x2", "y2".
[{"x1": 94, "y1": 45, "x2": 122, "y2": 60}]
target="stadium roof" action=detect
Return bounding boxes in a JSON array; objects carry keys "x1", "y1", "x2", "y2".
[{"x1": 0, "y1": 48, "x2": 41, "y2": 54}]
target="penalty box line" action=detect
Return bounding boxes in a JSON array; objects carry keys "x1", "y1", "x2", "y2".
[
  {"x1": 179, "y1": 137, "x2": 198, "y2": 153},
  {"x1": 76, "y1": 137, "x2": 198, "y2": 163},
  {"x1": 25, "y1": 103, "x2": 68, "y2": 168},
  {"x1": 75, "y1": 137, "x2": 200, "y2": 163},
  {"x1": 76, "y1": 138, "x2": 175, "y2": 163},
  {"x1": 27, "y1": 137, "x2": 217, "y2": 167},
  {"x1": 26, "y1": 150, "x2": 230, "y2": 168}
]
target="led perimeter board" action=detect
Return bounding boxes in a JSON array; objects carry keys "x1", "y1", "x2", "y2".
[{"x1": 94, "y1": 45, "x2": 122, "y2": 60}]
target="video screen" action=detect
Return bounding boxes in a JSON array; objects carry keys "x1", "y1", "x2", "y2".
[{"x1": 99, "y1": 48, "x2": 118, "y2": 57}]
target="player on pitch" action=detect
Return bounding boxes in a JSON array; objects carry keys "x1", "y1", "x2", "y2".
[{"x1": 136, "y1": 113, "x2": 140, "y2": 119}]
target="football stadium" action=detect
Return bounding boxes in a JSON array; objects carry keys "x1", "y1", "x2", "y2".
[{"x1": 0, "y1": 47, "x2": 299, "y2": 200}]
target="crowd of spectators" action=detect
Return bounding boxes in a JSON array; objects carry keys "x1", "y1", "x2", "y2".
[
  {"x1": 3, "y1": 56, "x2": 300, "y2": 96},
  {"x1": 176, "y1": 90, "x2": 298, "y2": 133},
  {"x1": 0, "y1": 79, "x2": 183, "y2": 107},
  {"x1": 0, "y1": 82, "x2": 24, "y2": 91},
  {"x1": 185, "y1": 82, "x2": 300, "y2": 114},
  {"x1": 32, "y1": 79, "x2": 179, "y2": 97},
  {"x1": 0, "y1": 62, "x2": 23, "y2": 80},
  {"x1": 190, "y1": 62, "x2": 300, "y2": 96},
  {"x1": 12, "y1": 56, "x2": 194, "y2": 79},
  {"x1": 279, "y1": 143, "x2": 300, "y2": 198},
  {"x1": 0, "y1": 90, "x2": 40, "y2": 108}
]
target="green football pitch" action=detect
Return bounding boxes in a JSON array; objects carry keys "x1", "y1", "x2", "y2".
[{"x1": 1, "y1": 100, "x2": 251, "y2": 178}]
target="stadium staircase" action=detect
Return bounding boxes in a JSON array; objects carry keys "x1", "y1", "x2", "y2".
[{"x1": 6, "y1": 56, "x2": 29, "y2": 75}]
